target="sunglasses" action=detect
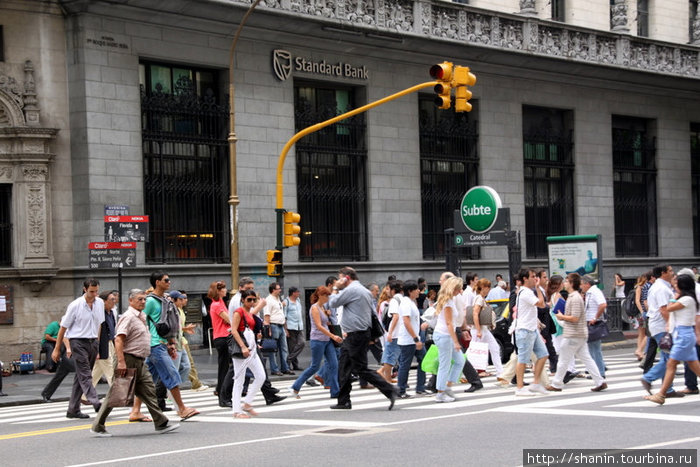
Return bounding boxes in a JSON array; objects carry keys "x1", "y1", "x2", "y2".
[
  {"x1": 245, "y1": 297, "x2": 258, "y2": 303},
  {"x1": 161, "y1": 278, "x2": 171, "y2": 283}
]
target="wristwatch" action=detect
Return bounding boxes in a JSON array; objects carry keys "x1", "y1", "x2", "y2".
[{"x1": 413, "y1": 336, "x2": 419, "y2": 343}]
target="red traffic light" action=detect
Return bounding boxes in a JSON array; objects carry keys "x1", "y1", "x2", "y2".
[{"x1": 429, "y1": 62, "x2": 453, "y2": 81}]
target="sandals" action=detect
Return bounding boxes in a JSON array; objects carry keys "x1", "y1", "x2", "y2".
[
  {"x1": 233, "y1": 412, "x2": 250, "y2": 419},
  {"x1": 644, "y1": 393, "x2": 666, "y2": 405},
  {"x1": 242, "y1": 404, "x2": 258, "y2": 416},
  {"x1": 178, "y1": 407, "x2": 200, "y2": 421},
  {"x1": 128, "y1": 415, "x2": 153, "y2": 422}
]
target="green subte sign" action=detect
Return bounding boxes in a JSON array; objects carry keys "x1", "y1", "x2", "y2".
[{"x1": 460, "y1": 186, "x2": 502, "y2": 233}]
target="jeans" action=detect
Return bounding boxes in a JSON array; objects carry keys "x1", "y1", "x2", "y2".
[
  {"x1": 515, "y1": 329, "x2": 548, "y2": 364},
  {"x1": 174, "y1": 349, "x2": 191, "y2": 387},
  {"x1": 268, "y1": 324, "x2": 290, "y2": 373},
  {"x1": 336, "y1": 330, "x2": 395, "y2": 405},
  {"x1": 397, "y1": 344, "x2": 426, "y2": 394},
  {"x1": 643, "y1": 332, "x2": 675, "y2": 393},
  {"x1": 381, "y1": 339, "x2": 400, "y2": 365},
  {"x1": 433, "y1": 332, "x2": 464, "y2": 391},
  {"x1": 292, "y1": 339, "x2": 339, "y2": 396},
  {"x1": 551, "y1": 337, "x2": 604, "y2": 388},
  {"x1": 587, "y1": 339, "x2": 606, "y2": 378},
  {"x1": 318, "y1": 346, "x2": 341, "y2": 383},
  {"x1": 684, "y1": 345, "x2": 700, "y2": 390},
  {"x1": 146, "y1": 343, "x2": 182, "y2": 390}
]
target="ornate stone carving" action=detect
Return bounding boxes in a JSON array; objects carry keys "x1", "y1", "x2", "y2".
[
  {"x1": 693, "y1": 5, "x2": 700, "y2": 45},
  {"x1": 655, "y1": 46, "x2": 674, "y2": 73},
  {"x1": 0, "y1": 73, "x2": 23, "y2": 110},
  {"x1": 630, "y1": 43, "x2": 650, "y2": 69},
  {"x1": 610, "y1": 0, "x2": 629, "y2": 33},
  {"x1": 597, "y1": 37, "x2": 617, "y2": 65},
  {"x1": 22, "y1": 61, "x2": 40, "y2": 126},
  {"x1": 519, "y1": 0, "x2": 536, "y2": 17},
  {"x1": 0, "y1": 107, "x2": 9, "y2": 127},
  {"x1": 26, "y1": 184, "x2": 46, "y2": 255},
  {"x1": 679, "y1": 50, "x2": 698, "y2": 76},
  {"x1": 500, "y1": 19, "x2": 524, "y2": 49},
  {"x1": 466, "y1": 14, "x2": 491, "y2": 45},
  {"x1": 376, "y1": 0, "x2": 386, "y2": 27},
  {"x1": 23, "y1": 165, "x2": 49, "y2": 181},
  {"x1": 569, "y1": 32, "x2": 591, "y2": 60},
  {"x1": 385, "y1": 0, "x2": 413, "y2": 33},
  {"x1": 346, "y1": 0, "x2": 374, "y2": 25},
  {"x1": 420, "y1": 2, "x2": 431, "y2": 35},
  {"x1": 539, "y1": 26, "x2": 563, "y2": 56},
  {"x1": 0, "y1": 166, "x2": 13, "y2": 180},
  {"x1": 433, "y1": 7, "x2": 459, "y2": 40}
]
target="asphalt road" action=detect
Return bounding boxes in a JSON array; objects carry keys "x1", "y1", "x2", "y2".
[{"x1": 1, "y1": 348, "x2": 698, "y2": 467}]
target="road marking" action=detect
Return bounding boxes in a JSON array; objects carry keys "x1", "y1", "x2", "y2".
[
  {"x1": 491, "y1": 406, "x2": 700, "y2": 424},
  {"x1": 627, "y1": 436, "x2": 700, "y2": 449},
  {"x1": 0, "y1": 420, "x2": 131, "y2": 440},
  {"x1": 65, "y1": 434, "x2": 305, "y2": 466},
  {"x1": 189, "y1": 415, "x2": 382, "y2": 427}
]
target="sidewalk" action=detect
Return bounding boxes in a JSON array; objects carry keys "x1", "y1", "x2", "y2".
[{"x1": 0, "y1": 334, "x2": 636, "y2": 407}]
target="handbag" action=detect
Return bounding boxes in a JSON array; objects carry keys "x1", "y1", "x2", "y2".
[
  {"x1": 465, "y1": 304, "x2": 496, "y2": 327},
  {"x1": 106, "y1": 368, "x2": 136, "y2": 408},
  {"x1": 328, "y1": 324, "x2": 343, "y2": 348},
  {"x1": 587, "y1": 320, "x2": 610, "y2": 342},
  {"x1": 370, "y1": 310, "x2": 385, "y2": 340},
  {"x1": 658, "y1": 332, "x2": 673, "y2": 352},
  {"x1": 420, "y1": 344, "x2": 440, "y2": 374},
  {"x1": 227, "y1": 310, "x2": 249, "y2": 358},
  {"x1": 260, "y1": 335, "x2": 278, "y2": 353}
]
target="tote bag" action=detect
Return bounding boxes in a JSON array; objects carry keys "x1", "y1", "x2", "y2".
[
  {"x1": 106, "y1": 368, "x2": 136, "y2": 408},
  {"x1": 465, "y1": 341, "x2": 489, "y2": 370}
]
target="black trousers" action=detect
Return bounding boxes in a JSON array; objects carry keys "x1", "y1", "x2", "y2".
[
  {"x1": 337, "y1": 330, "x2": 395, "y2": 405},
  {"x1": 42, "y1": 355, "x2": 75, "y2": 398},
  {"x1": 213, "y1": 337, "x2": 229, "y2": 395}
]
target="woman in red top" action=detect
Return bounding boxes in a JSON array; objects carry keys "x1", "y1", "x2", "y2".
[
  {"x1": 208, "y1": 280, "x2": 231, "y2": 407},
  {"x1": 231, "y1": 289, "x2": 267, "y2": 418}
]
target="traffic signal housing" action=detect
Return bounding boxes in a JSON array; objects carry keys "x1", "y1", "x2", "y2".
[
  {"x1": 266, "y1": 249, "x2": 282, "y2": 277},
  {"x1": 430, "y1": 61, "x2": 453, "y2": 109},
  {"x1": 283, "y1": 211, "x2": 301, "y2": 247},
  {"x1": 453, "y1": 66, "x2": 476, "y2": 113}
]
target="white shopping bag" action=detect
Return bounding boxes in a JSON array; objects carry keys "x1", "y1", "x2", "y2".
[{"x1": 466, "y1": 341, "x2": 489, "y2": 370}]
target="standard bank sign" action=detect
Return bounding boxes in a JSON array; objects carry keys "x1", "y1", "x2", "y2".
[{"x1": 273, "y1": 49, "x2": 369, "y2": 81}]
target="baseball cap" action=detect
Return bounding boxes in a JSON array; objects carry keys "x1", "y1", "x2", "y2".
[{"x1": 169, "y1": 290, "x2": 186, "y2": 300}]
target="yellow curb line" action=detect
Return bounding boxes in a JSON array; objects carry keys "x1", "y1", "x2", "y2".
[{"x1": 0, "y1": 419, "x2": 132, "y2": 440}]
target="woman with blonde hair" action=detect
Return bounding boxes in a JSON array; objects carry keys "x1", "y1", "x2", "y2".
[
  {"x1": 432, "y1": 276, "x2": 465, "y2": 402},
  {"x1": 471, "y1": 278, "x2": 503, "y2": 378}
]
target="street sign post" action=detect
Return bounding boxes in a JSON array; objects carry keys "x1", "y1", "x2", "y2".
[
  {"x1": 104, "y1": 215, "x2": 149, "y2": 242},
  {"x1": 88, "y1": 242, "x2": 137, "y2": 269}
]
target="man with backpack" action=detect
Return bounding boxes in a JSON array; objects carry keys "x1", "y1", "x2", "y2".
[{"x1": 144, "y1": 271, "x2": 199, "y2": 421}]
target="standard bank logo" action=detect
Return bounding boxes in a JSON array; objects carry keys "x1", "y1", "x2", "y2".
[{"x1": 273, "y1": 49, "x2": 293, "y2": 81}]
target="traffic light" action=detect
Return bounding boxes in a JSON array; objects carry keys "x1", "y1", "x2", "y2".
[
  {"x1": 453, "y1": 66, "x2": 476, "y2": 113},
  {"x1": 283, "y1": 211, "x2": 301, "y2": 247},
  {"x1": 430, "y1": 61, "x2": 453, "y2": 109},
  {"x1": 266, "y1": 249, "x2": 282, "y2": 277}
]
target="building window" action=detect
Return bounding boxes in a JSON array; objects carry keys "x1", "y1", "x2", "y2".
[
  {"x1": 419, "y1": 95, "x2": 479, "y2": 260},
  {"x1": 0, "y1": 184, "x2": 11, "y2": 266},
  {"x1": 637, "y1": 0, "x2": 649, "y2": 36},
  {"x1": 692, "y1": 123, "x2": 700, "y2": 254},
  {"x1": 552, "y1": 0, "x2": 565, "y2": 22},
  {"x1": 522, "y1": 106, "x2": 575, "y2": 259},
  {"x1": 612, "y1": 116, "x2": 657, "y2": 257},
  {"x1": 140, "y1": 61, "x2": 229, "y2": 263},
  {"x1": 294, "y1": 83, "x2": 368, "y2": 261}
]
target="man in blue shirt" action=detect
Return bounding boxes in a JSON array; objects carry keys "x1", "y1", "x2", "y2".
[{"x1": 284, "y1": 287, "x2": 305, "y2": 371}]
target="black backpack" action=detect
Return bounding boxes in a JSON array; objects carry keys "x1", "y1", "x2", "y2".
[
  {"x1": 146, "y1": 293, "x2": 180, "y2": 339},
  {"x1": 382, "y1": 296, "x2": 401, "y2": 330},
  {"x1": 622, "y1": 289, "x2": 640, "y2": 318}
]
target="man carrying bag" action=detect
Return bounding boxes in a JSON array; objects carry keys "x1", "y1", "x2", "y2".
[{"x1": 91, "y1": 289, "x2": 179, "y2": 437}]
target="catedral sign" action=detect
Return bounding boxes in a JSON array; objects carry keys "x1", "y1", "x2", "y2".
[
  {"x1": 460, "y1": 186, "x2": 502, "y2": 233},
  {"x1": 273, "y1": 49, "x2": 369, "y2": 81}
]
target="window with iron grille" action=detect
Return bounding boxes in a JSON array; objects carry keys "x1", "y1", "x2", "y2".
[
  {"x1": 140, "y1": 61, "x2": 230, "y2": 263},
  {"x1": 522, "y1": 106, "x2": 575, "y2": 259},
  {"x1": 612, "y1": 115, "x2": 657, "y2": 257},
  {"x1": 692, "y1": 122, "x2": 700, "y2": 254},
  {"x1": 419, "y1": 95, "x2": 479, "y2": 260},
  {"x1": 0, "y1": 184, "x2": 11, "y2": 266},
  {"x1": 552, "y1": 0, "x2": 565, "y2": 22},
  {"x1": 637, "y1": 0, "x2": 649, "y2": 37},
  {"x1": 294, "y1": 83, "x2": 368, "y2": 261}
]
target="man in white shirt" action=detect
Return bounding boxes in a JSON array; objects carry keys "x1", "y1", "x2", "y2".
[
  {"x1": 513, "y1": 269, "x2": 547, "y2": 396},
  {"x1": 263, "y1": 282, "x2": 291, "y2": 375},
  {"x1": 581, "y1": 275, "x2": 608, "y2": 378},
  {"x1": 461, "y1": 272, "x2": 479, "y2": 310},
  {"x1": 641, "y1": 265, "x2": 684, "y2": 397},
  {"x1": 486, "y1": 281, "x2": 509, "y2": 301}
]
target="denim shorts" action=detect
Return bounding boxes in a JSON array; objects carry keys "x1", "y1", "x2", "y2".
[
  {"x1": 146, "y1": 343, "x2": 182, "y2": 390},
  {"x1": 515, "y1": 329, "x2": 548, "y2": 364},
  {"x1": 381, "y1": 338, "x2": 400, "y2": 365}
]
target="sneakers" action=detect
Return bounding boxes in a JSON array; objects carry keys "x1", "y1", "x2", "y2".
[
  {"x1": 156, "y1": 422, "x2": 180, "y2": 434},
  {"x1": 528, "y1": 384, "x2": 549, "y2": 395},
  {"x1": 515, "y1": 387, "x2": 536, "y2": 397},
  {"x1": 435, "y1": 392, "x2": 456, "y2": 403},
  {"x1": 288, "y1": 387, "x2": 300, "y2": 399},
  {"x1": 89, "y1": 428, "x2": 112, "y2": 438},
  {"x1": 193, "y1": 385, "x2": 210, "y2": 392},
  {"x1": 444, "y1": 388, "x2": 457, "y2": 399}
]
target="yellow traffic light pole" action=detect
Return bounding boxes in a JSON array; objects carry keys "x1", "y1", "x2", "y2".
[{"x1": 275, "y1": 80, "x2": 439, "y2": 210}]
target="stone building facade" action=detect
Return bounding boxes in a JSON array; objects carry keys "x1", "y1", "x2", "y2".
[{"x1": 0, "y1": 0, "x2": 698, "y2": 358}]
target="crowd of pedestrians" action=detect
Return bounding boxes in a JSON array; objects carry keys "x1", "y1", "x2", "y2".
[{"x1": 27, "y1": 261, "x2": 700, "y2": 437}]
